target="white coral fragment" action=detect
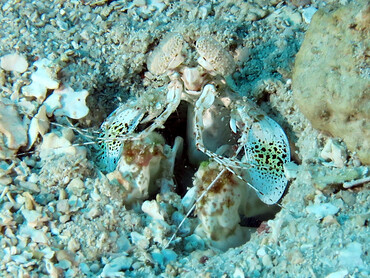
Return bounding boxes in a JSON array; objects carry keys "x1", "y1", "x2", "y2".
[
  {"x1": 39, "y1": 132, "x2": 81, "y2": 160},
  {"x1": 52, "y1": 87, "x2": 89, "y2": 119},
  {"x1": 43, "y1": 91, "x2": 62, "y2": 117},
  {"x1": 320, "y1": 138, "x2": 347, "y2": 168},
  {"x1": 19, "y1": 225, "x2": 49, "y2": 244},
  {"x1": 0, "y1": 53, "x2": 28, "y2": 73},
  {"x1": 21, "y1": 58, "x2": 59, "y2": 102},
  {"x1": 306, "y1": 202, "x2": 339, "y2": 219},
  {"x1": 101, "y1": 256, "x2": 133, "y2": 278},
  {"x1": 142, "y1": 200, "x2": 164, "y2": 220},
  {"x1": 43, "y1": 86, "x2": 89, "y2": 119},
  {"x1": 147, "y1": 32, "x2": 184, "y2": 75}
]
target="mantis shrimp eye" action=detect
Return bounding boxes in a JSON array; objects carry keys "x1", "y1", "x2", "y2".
[
  {"x1": 195, "y1": 36, "x2": 236, "y2": 77},
  {"x1": 147, "y1": 33, "x2": 184, "y2": 76}
]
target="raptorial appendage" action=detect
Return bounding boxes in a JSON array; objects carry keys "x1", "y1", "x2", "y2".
[
  {"x1": 99, "y1": 99, "x2": 146, "y2": 172},
  {"x1": 242, "y1": 113, "x2": 290, "y2": 204},
  {"x1": 98, "y1": 78, "x2": 183, "y2": 172},
  {"x1": 193, "y1": 88, "x2": 291, "y2": 205}
]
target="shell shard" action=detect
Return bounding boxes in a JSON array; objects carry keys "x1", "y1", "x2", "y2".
[{"x1": 244, "y1": 116, "x2": 290, "y2": 204}]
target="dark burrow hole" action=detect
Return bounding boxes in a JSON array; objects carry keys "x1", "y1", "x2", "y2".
[{"x1": 156, "y1": 101, "x2": 197, "y2": 197}]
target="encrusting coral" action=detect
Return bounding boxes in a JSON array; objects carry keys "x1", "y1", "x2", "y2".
[
  {"x1": 106, "y1": 132, "x2": 182, "y2": 207},
  {"x1": 193, "y1": 161, "x2": 252, "y2": 251}
]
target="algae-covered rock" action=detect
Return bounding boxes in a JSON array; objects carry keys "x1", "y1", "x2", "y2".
[{"x1": 292, "y1": 1, "x2": 370, "y2": 164}]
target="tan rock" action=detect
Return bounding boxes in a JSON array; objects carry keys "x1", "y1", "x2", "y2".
[{"x1": 292, "y1": 0, "x2": 370, "y2": 164}]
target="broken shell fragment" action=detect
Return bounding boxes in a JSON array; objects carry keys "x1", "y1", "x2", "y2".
[
  {"x1": 52, "y1": 87, "x2": 89, "y2": 119},
  {"x1": 142, "y1": 200, "x2": 164, "y2": 220},
  {"x1": 21, "y1": 58, "x2": 59, "y2": 102},
  {"x1": 44, "y1": 86, "x2": 89, "y2": 119},
  {"x1": 38, "y1": 132, "x2": 80, "y2": 160},
  {"x1": 0, "y1": 53, "x2": 28, "y2": 73},
  {"x1": 320, "y1": 138, "x2": 347, "y2": 168}
]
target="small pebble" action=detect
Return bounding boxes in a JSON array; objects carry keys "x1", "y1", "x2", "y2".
[
  {"x1": 59, "y1": 214, "x2": 70, "y2": 223},
  {"x1": 41, "y1": 247, "x2": 55, "y2": 259},
  {"x1": 59, "y1": 189, "x2": 68, "y2": 200},
  {"x1": 162, "y1": 249, "x2": 177, "y2": 264},
  {"x1": 284, "y1": 161, "x2": 299, "y2": 180},
  {"x1": 66, "y1": 178, "x2": 85, "y2": 197},
  {"x1": 130, "y1": 232, "x2": 149, "y2": 249},
  {"x1": 262, "y1": 254, "x2": 273, "y2": 268},
  {"x1": 101, "y1": 256, "x2": 133, "y2": 277},
  {"x1": 322, "y1": 215, "x2": 339, "y2": 226},
  {"x1": 18, "y1": 181, "x2": 40, "y2": 193},
  {"x1": 56, "y1": 250, "x2": 74, "y2": 264},
  {"x1": 338, "y1": 242, "x2": 364, "y2": 268},
  {"x1": 68, "y1": 238, "x2": 81, "y2": 252},
  {"x1": 117, "y1": 235, "x2": 131, "y2": 252},
  {"x1": 306, "y1": 203, "x2": 339, "y2": 219},
  {"x1": 21, "y1": 209, "x2": 42, "y2": 225},
  {"x1": 354, "y1": 214, "x2": 369, "y2": 227},
  {"x1": 56, "y1": 259, "x2": 72, "y2": 270},
  {"x1": 0, "y1": 53, "x2": 28, "y2": 73},
  {"x1": 90, "y1": 263, "x2": 100, "y2": 273},
  {"x1": 257, "y1": 247, "x2": 267, "y2": 257},
  {"x1": 233, "y1": 267, "x2": 245, "y2": 278},
  {"x1": 57, "y1": 199, "x2": 70, "y2": 214},
  {"x1": 80, "y1": 262, "x2": 90, "y2": 274},
  {"x1": 325, "y1": 269, "x2": 348, "y2": 278},
  {"x1": 151, "y1": 251, "x2": 164, "y2": 266},
  {"x1": 20, "y1": 226, "x2": 49, "y2": 244},
  {"x1": 86, "y1": 206, "x2": 101, "y2": 219}
]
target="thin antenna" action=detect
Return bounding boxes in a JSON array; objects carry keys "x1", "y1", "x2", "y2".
[{"x1": 164, "y1": 168, "x2": 227, "y2": 249}]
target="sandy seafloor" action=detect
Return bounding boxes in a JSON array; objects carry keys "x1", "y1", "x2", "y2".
[{"x1": 0, "y1": 0, "x2": 369, "y2": 277}]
